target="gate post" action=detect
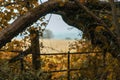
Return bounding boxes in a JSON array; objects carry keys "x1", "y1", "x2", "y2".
[
  {"x1": 68, "y1": 51, "x2": 70, "y2": 80},
  {"x1": 30, "y1": 28, "x2": 41, "y2": 70}
]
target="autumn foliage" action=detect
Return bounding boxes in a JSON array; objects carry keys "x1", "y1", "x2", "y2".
[
  {"x1": 0, "y1": 40, "x2": 120, "y2": 80},
  {"x1": 0, "y1": 0, "x2": 120, "y2": 80}
]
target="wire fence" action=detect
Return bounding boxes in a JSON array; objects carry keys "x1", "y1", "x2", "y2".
[
  {"x1": 0, "y1": 48, "x2": 103, "y2": 80},
  {"x1": 39, "y1": 51, "x2": 102, "y2": 80}
]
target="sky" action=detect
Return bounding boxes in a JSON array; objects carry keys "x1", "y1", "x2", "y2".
[
  {"x1": 44, "y1": 14, "x2": 82, "y2": 40},
  {"x1": 39, "y1": 0, "x2": 82, "y2": 40}
]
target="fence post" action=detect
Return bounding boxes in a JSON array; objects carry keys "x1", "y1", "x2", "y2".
[
  {"x1": 20, "y1": 52, "x2": 24, "y2": 72},
  {"x1": 30, "y1": 28, "x2": 41, "y2": 70},
  {"x1": 103, "y1": 52, "x2": 106, "y2": 67},
  {"x1": 68, "y1": 51, "x2": 70, "y2": 80}
]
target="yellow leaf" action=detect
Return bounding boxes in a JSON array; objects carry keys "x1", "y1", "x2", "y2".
[
  {"x1": 110, "y1": 25, "x2": 115, "y2": 31},
  {"x1": 95, "y1": 26, "x2": 105, "y2": 32},
  {"x1": 58, "y1": 0, "x2": 68, "y2": 7}
]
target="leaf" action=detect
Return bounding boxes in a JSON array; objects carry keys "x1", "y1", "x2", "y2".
[{"x1": 95, "y1": 26, "x2": 105, "y2": 32}]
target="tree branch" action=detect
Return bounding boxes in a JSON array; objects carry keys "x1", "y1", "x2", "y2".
[
  {"x1": 0, "y1": 0, "x2": 120, "y2": 59},
  {"x1": 9, "y1": 47, "x2": 31, "y2": 63},
  {"x1": 75, "y1": 0, "x2": 120, "y2": 46},
  {"x1": 0, "y1": 1, "x2": 60, "y2": 49},
  {"x1": 75, "y1": 0, "x2": 113, "y2": 34}
]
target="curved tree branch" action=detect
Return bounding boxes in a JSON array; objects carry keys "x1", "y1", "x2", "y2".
[
  {"x1": 75, "y1": 0, "x2": 120, "y2": 57},
  {"x1": 0, "y1": 1, "x2": 81, "y2": 49},
  {"x1": 0, "y1": 1, "x2": 120, "y2": 59},
  {"x1": 0, "y1": 1, "x2": 60, "y2": 49},
  {"x1": 75, "y1": 0, "x2": 116, "y2": 38}
]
